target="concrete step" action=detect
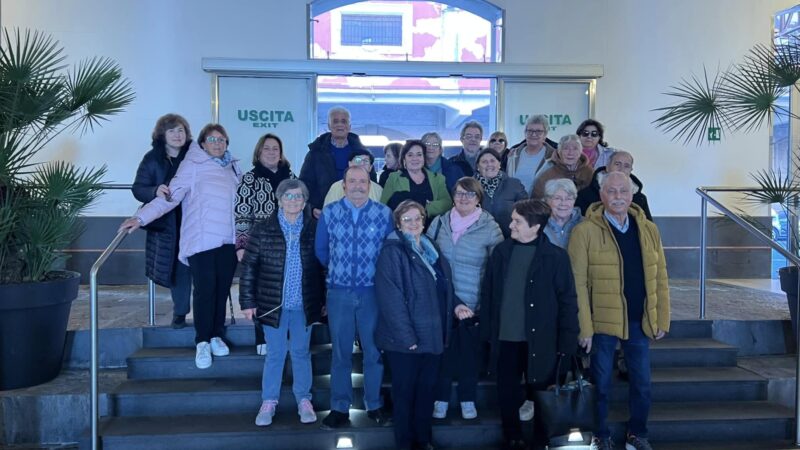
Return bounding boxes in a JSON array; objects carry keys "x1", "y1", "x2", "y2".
[
  {"x1": 126, "y1": 344, "x2": 363, "y2": 380},
  {"x1": 109, "y1": 366, "x2": 767, "y2": 417},
  {"x1": 93, "y1": 401, "x2": 793, "y2": 450},
  {"x1": 649, "y1": 338, "x2": 738, "y2": 367},
  {"x1": 127, "y1": 337, "x2": 737, "y2": 380}
]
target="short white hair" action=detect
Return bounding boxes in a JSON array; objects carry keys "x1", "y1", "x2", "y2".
[
  {"x1": 598, "y1": 170, "x2": 635, "y2": 191},
  {"x1": 327, "y1": 106, "x2": 351, "y2": 125},
  {"x1": 525, "y1": 115, "x2": 549, "y2": 133},
  {"x1": 544, "y1": 178, "x2": 577, "y2": 199},
  {"x1": 558, "y1": 134, "x2": 582, "y2": 154}
]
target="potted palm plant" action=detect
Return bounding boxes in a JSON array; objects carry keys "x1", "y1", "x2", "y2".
[
  {"x1": 653, "y1": 39, "x2": 800, "y2": 338},
  {"x1": 0, "y1": 29, "x2": 134, "y2": 390}
]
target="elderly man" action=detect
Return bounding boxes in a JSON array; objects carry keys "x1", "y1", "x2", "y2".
[
  {"x1": 575, "y1": 150, "x2": 653, "y2": 220},
  {"x1": 504, "y1": 115, "x2": 556, "y2": 195},
  {"x1": 323, "y1": 149, "x2": 383, "y2": 205},
  {"x1": 301, "y1": 107, "x2": 368, "y2": 217},
  {"x1": 449, "y1": 121, "x2": 484, "y2": 177},
  {"x1": 568, "y1": 171, "x2": 670, "y2": 450},
  {"x1": 315, "y1": 165, "x2": 394, "y2": 429}
]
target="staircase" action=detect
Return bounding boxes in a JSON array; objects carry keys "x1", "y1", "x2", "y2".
[{"x1": 89, "y1": 320, "x2": 794, "y2": 449}]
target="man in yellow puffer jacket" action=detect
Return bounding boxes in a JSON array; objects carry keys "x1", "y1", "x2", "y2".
[{"x1": 567, "y1": 171, "x2": 670, "y2": 450}]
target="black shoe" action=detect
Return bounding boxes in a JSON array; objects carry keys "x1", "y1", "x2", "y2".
[
  {"x1": 367, "y1": 407, "x2": 392, "y2": 426},
  {"x1": 502, "y1": 439, "x2": 527, "y2": 450},
  {"x1": 321, "y1": 410, "x2": 350, "y2": 429},
  {"x1": 171, "y1": 315, "x2": 186, "y2": 329}
]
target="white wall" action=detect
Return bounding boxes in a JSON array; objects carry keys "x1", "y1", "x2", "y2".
[{"x1": 3, "y1": 0, "x2": 795, "y2": 216}]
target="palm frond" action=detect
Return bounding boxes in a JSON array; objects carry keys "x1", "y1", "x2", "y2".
[
  {"x1": 741, "y1": 169, "x2": 800, "y2": 206},
  {"x1": 652, "y1": 66, "x2": 728, "y2": 145}
]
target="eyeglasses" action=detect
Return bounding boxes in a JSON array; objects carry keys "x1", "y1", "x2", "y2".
[
  {"x1": 281, "y1": 193, "x2": 305, "y2": 201},
  {"x1": 489, "y1": 138, "x2": 506, "y2": 143},
  {"x1": 463, "y1": 134, "x2": 482, "y2": 141},
  {"x1": 423, "y1": 141, "x2": 441, "y2": 148},
  {"x1": 205, "y1": 136, "x2": 226, "y2": 144},
  {"x1": 351, "y1": 155, "x2": 370, "y2": 166},
  {"x1": 454, "y1": 191, "x2": 478, "y2": 199},
  {"x1": 525, "y1": 129, "x2": 546, "y2": 136},
  {"x1": 580, "y1": 130, "x2": 600, "y2": 138},
  {"x1": 400, "y1": 215, "x2": 424, "y2": 224}
]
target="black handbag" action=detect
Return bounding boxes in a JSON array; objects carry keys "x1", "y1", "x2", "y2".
[{"x1": 531, "y1": 354, "x2": 597, "y2": 439}]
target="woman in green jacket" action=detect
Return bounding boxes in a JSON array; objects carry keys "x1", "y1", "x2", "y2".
[{"x1": 381, "y1": 140, "x2": 451, "y2": 225}]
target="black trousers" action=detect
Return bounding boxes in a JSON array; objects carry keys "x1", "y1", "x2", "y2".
[
  {"x1": 436, "y1": 321, "x2": 480, "y2": 403},
  {"x1": 386, "y1": 351, "x2": 442, "y2": 450},
  {"x1": 187, "y1": 244, "x2": 236, "y2": 344},
  {"x1": 496, "y1": 340, "x2": 547, "y2": 443}
]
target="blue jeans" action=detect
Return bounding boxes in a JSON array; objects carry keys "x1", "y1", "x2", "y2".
[
  {"x1": 169, "y1": 261, "x2": 192, "y2": 316},
  {"x1": 261, "y1": 309, "x2": 313, "y2": 404},
  {"x1": 327, "y1": 287, "x2": 384, "y2": 412},
  {"x1": 591, "y1": 321, "x2": 652, "y2": 439}
]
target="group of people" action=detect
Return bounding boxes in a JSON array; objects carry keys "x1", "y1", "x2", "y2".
[{"x1": 120, "y1": 107, "x2": 670, "y2": 450}]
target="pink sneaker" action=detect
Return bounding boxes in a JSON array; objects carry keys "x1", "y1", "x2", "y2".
[
  {"x1": 298, "y1": 398, "x2": 317, "y2": 424},
  {"x1": 255, "y1": 400, "x2": 277, "y2": 426}
]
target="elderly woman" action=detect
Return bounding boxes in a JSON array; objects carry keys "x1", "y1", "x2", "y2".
[
  {"x1": 379, "y1": 142, "x2": 402, "y2": 187},
  {"x1": 422, "y1": 131, "x2": 464, "y2": 192},
  {"x1": 120, "y1": 123, "x2": 242, "y2": 369},
  {"x1": 487, "y1": 130, "x2": 509, "y2": 162},
  {"x1": 428, "y1": 177, "x2": 503, "y2": 421},
  {"x1": 474, "y1": 149, "x2": 528, "y2": 239},
  {"x1": 235, "y1": 133, "x2": 297, "y2": 355},
  {"x1": 382, "y1": 140, "x2": 452, "y2": 222},
  {"x1": 480, "y1": 199, "x2": 579, "y2": 449},
  {"x1": 531, "y1": 134, "x2": 594, "y2": 199},
  {"x1": 132, "y1": 114, "x2": 193, "y2": 329},
  {"x1": 375, "y1": 200, "x2": 474, "y2": 450},
  {"x1": 577, "y1": 119, "x2": 615, "y2": 169},
  {"x1": 238, "y1": 179, "x2": 325, "y2": 427},
  {"x1": 543, "y1": 178, "x2": 583, "y2": 249}
]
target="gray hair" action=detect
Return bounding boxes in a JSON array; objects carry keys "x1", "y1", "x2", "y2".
[
  {"x1": 460, "y1": 120, "x2": 483, "y2": 139},
  {"x1": 610, "y1": 150, "x2": 633, "y2": 165},
  {"x1": 558, "y1": 134, "x2": 582, "y2": 154},
  {"x1": 327, "y1": 106, "x2": 351, "y2": 125},
  {"x1": 276, "y1": 178, "x2": 309, "y2": 203},
  {"x1": 544, "y1": 178, "x2": 578, "y2": 199},
  {"x1": 421, "y1": 131, "x2": 442, "y2": 146},
  {"x1": 525, "y1": 115, "x2": 549, "y2": 134},
  {"x1": 598, "y1": 170, "x2": 635, "y2": 191}
]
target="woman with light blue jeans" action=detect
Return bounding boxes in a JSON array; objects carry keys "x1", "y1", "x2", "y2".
[{"x1": 238, "y1": 179, "x2": 326, "y2": 426}]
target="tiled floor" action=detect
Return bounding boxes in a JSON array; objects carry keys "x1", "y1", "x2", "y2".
[{"x1": 68, "y1": 278, "x2": 794, "y2": 331}]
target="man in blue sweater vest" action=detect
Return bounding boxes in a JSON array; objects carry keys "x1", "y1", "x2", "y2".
[{"x1": 316, "y1": 165, "x2": 394, "y2": 429}]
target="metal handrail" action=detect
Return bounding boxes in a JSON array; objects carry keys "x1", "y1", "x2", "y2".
[
  {"x1": 696, "y1": 186, "x2": 800, "y2": 446},
  {"x1": 89, "y1": 229, "x2": 128, "y2": 450}
]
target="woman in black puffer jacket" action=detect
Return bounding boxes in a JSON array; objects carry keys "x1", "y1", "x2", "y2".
[
  {"x1": 131, "y1": 114, "x2": 193, "y2": 329},
  {"x1": 238, "y1": 179, "x2": 325, "y2": 428}
]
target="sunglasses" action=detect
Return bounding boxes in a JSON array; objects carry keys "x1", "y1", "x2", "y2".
[
  {"x1": 580, "y1": 130, "x2": 600, "y2": 138},
  {"x1": 489, "y1": 138, "x2": 506, "y2": 143}
]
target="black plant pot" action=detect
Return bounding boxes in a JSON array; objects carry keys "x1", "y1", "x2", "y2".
[
  {"x1": 0, "y1": 271, "x2": 80, "y2": 390},
  {"x1": 778, "y1": 266, "x2": 799, "y2": 341}
]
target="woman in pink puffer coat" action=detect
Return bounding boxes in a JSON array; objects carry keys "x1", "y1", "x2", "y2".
[{"x1": 120, "y1": 123, "x2": 242, "y2": 370}]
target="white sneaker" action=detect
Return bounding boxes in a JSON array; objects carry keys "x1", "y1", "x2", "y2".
[
  {"x1": 519, "y1": 400, "x2": 534, "y2": 421},
  {"x1": 256, "y1": 344, "x2": 266, "y2": 356},
  {"x1": 460, "y1": 401, "x2": 477, "y2": 419},
  {"x1": 255, "y1": 400, "x2": 277, "y2": 426},
  {"x1": 432, "y1": 401, "x2": 448, "y2": 419},
  {"x1": 210, "y1": 337, "x2": 230, "y2": 356},
  {"x1": 298, "y1": 398, "x2": 317, "y2": 424},
  {"x1": 195, "y1": 342, "x2": 212, "y2": 369}
]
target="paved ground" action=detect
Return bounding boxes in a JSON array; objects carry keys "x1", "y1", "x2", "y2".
[{"x1": 69, "y1": 279, "x2": 793, "y2": 331}]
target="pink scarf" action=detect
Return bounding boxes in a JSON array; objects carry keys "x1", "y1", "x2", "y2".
[
  {"x1": 450, "y1": 208, "x2": 481, "y2": 244},
  {"x1": 582, "y1": 147, "x2": 598, "y2": 167}
]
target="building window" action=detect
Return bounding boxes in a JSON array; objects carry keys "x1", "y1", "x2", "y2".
[
  {"x1": 309, "y1": 0, "x2": 503, "y2": 62},
  {"x1": 341, "y1": 14, "x2": 403, "y2": 46}
]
